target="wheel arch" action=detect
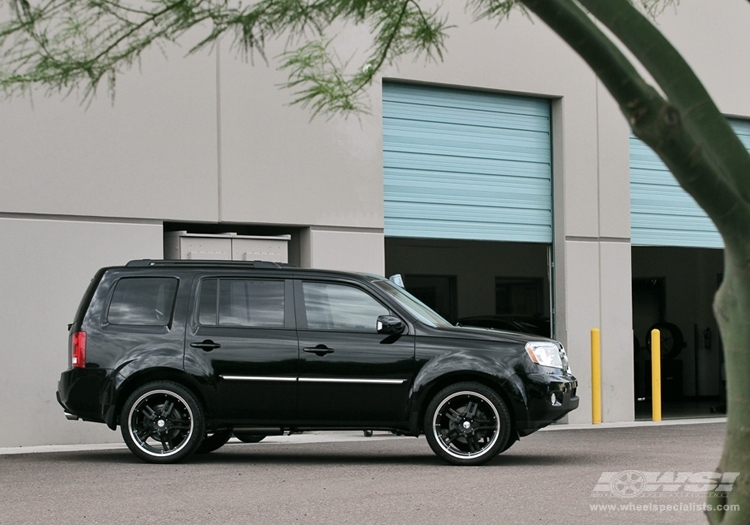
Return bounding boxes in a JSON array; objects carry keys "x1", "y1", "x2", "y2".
[
  {"x1": 411, "y1": 371, "x2": 521, "y2": 440},
  {"x1": 107, "y1": 368, "x2": 209, "y2": 430}
]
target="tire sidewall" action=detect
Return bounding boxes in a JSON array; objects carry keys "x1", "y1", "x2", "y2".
[
  {"x1": 120, "y1": 381, "x2": 205, "y2": 464},
  {"x1": 424, "y1": 382, "x2": 511, "y2": 466}
]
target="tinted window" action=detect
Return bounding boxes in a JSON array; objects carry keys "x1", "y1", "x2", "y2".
[
  {"x1": 303, "y1": 282, "x2": 388, "y2": 332},
  {"x1": 197, "y1": 279, "x2": 218, "y2": 326},
  {"x1": 107, "y1": 277, "x2": 178, "y2": 326},
  {"x1": 198, "y1": 278, "x2": 285, "y2": 328}
]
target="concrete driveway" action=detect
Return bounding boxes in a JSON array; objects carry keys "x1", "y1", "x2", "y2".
[{"x1": 0, "y1": 420, "x2": 729, "y2": 525}]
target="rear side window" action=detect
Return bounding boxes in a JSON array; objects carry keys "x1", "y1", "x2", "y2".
[
  {"x1": 198, "y1": 278, "x2": 285, "y2": 328},
  {"x1": 107, "y1": 277, "x2": 178, "y2": 326}
]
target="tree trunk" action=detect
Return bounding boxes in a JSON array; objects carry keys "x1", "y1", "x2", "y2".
[
  {"x1": 519, "y1": 1, "x2": 750, "y2": 522},
  {"x1": 707, "y1": 252, "x2": 750, "y2": 524}
]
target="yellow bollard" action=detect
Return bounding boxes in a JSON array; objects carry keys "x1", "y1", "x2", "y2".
[
  {"x1": 591, "y1": 328, "x2": 602, "y2": 424},
  {"x1": 651, "y1": 329, "x2": 662, "y2": 422}
]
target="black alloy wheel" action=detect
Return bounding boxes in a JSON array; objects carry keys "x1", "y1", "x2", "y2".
[
  {"x1": 120, "y1": 381, "x2": 204, "y2": 463},
  {"x1": 424, "y1": 382, "x2": 510, "y2": 466}
]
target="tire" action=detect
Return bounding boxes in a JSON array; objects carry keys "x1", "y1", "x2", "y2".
[
  {"x1": 424, "y1": 382, "x2": 511, "y2": 466},
  {"x1": 234, "y1": 432, "x2": 267, "y2": 443},
  {"x1": 196, "y1": 428, "x2": 232, "y2": 454},
  {"x1": 501, "y1": 436, "x2": 518, "y2": 453},
  {"x1": 647, "y1": 322, "x2": 684, "y2": 359},
  {"x1": 120, "y1": 381, "x2": 204, "y2": 464}
]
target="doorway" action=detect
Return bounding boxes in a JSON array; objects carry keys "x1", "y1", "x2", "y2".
[{"x1": 632, "y1": 247, "x2": 723, "y2": 419}]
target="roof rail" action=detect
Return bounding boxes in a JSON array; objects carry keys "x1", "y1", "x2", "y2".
[{"x1": 125, "y1": 259, "x2": 291, "y2": 269}]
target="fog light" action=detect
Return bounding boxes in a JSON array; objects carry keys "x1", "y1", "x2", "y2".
[{"x1": 550, "y1": 393, "x2": 561, "y2": 406}]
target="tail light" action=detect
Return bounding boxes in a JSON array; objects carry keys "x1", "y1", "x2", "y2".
[{"x1": 71, "y1": 331, "x2": 86, "y2": 368}]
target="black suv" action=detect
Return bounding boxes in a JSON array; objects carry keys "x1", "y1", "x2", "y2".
[{"x1": 58, "y1": 260, "x2": 578, "y2": 465}]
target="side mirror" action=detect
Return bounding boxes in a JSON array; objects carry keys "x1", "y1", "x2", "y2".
[
  {"x1": 377, "y1": 315, "x2": 406, "y2": 335},
  {"x1": 388, "y1": 274, "x2": 404, "y2": 287}
]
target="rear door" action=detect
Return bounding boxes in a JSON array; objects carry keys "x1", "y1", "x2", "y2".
[
  {"x1": 295, "y1": 279, "x2": 415, "y2": 425},
  {"x1": 185, "y1": 276, "x2": 298, "y2": 423}
]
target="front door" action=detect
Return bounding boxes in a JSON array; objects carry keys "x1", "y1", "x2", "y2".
[{"x1": 295, "y1": 280, "x2": 415, "y2": 425}]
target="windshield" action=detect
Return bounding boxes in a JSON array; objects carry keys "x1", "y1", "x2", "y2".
[{"x1": 370, "y1": 278, "x2": 453, "y2": 328}]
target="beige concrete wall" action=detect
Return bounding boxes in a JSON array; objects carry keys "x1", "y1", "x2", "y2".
[
  {"x1": 0, "y1": 217, "x2": 163, "y2": 447},
  {"x1": 654, "y1": 1, "x2": 750, "y2": 118},
  {"x1": 0, "y1": 50, "x2": 219, "y2": 222},
  {"x1": 300, "y1": 228, "x2": 385, "y2": 274},
  {"x1": 218, "y1": 49, "x2": 385, "y2": 229},
  {"x1": 1, "y1": 0, "x2": 750, "y2": 445}
]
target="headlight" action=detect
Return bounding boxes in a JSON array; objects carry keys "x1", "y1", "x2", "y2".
[{"x1": 525, "y1": 341, "x2": 563, "y2": 369}]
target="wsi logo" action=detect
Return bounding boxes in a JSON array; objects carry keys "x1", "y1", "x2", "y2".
[{"x1": 593, "y1": 471, "x2": 740, "y2": 498}]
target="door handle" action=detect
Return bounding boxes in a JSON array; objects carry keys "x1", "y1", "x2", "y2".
[
  {"x1": 303, "y1": 345, "x2": 334, "y2": 357},
  {"x1": 190, "y1": 340, "x2": 222, "y2": 351}
]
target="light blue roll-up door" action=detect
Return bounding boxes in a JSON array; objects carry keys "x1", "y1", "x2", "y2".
[
  {"x1": 630, "y1": 118, "x2": 750, "y2": 248},
  {"x1": 383, "y1": 82, "x2": 552, "y2": 243}
]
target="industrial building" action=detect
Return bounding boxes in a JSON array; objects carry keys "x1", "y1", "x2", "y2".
[{"x1": 1, "y1": 1, "x2": 746, "y2": 447}]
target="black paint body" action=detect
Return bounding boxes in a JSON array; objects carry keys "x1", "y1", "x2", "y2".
[{"x1": 58, "y1": 261, "x2": 578, "y2": 442}]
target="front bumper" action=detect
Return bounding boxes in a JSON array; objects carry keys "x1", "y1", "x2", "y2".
[{"x1": 517, "y1": 373, "x2": 579, "y2": 436}]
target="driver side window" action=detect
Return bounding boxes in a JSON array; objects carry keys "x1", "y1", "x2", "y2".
[{"x1": 302, "y1": 282, "x2": 388, "y2": 332}]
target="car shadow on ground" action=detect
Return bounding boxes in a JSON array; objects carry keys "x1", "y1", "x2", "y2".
[{"x1": 38, "y1": 444, "x2": 588, "y2": 468}]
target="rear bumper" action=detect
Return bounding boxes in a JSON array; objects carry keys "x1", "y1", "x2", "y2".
[
  {"x1": 57, "y1": 368, "x2": 108, "y2": 423},
  {"x1": 56, "y1": 395, "x2": 80, "y2": 421},
  {"x1": 518, "y1": 373, "x2": 579, "y2": 436}
]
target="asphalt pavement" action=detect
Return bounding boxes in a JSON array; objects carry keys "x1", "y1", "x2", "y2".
[{"x1": 0, "y1": 419, "x2": 730, "y2": 525}]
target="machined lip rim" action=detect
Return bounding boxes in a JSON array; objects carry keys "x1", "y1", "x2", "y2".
[
  {"x1": 127, "y1": 389, "x2": 195, "y2": 458},
  {"x1": 432, "y1": 390, "x2": 500, "y2": 460}
]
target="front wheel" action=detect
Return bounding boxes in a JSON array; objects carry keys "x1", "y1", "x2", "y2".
[
  {"x1": 120, "y1": 381, "x2": 204, "y2": 463},
  {"x1": 424, "y1": 382, "x2": 511, "y2": 466}
]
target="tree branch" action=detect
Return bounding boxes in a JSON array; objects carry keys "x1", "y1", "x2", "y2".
[
  {"x1": 517, "y1": 0, "x2": 750, "y2": 253},
  {"x1": 579, "y1": 0, "x2": 750, "y2": 207}
]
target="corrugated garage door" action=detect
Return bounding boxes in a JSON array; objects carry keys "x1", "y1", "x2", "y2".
[
  {"x1": 630, "y1": 119, "x2": 750, "y2": 248},
  {"x1": 383, "y1": 82, "x2": 552, "y2": 243}
]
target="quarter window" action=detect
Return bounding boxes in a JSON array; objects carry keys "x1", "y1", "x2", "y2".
[
  {"x1": 303, "y1": 282, "x2": 388, "y2": 332},
  {"x1": 107, "y1": 277, "x2": 178, "y2": 326},
  {"x1": 198, "y1": 278, "x2": 285, "y2": 328}
]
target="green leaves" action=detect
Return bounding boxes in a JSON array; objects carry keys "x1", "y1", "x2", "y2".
[
  {"x1": 279, "y1": 39, "x2": 361, "y2": 117},
  {"x1": 2, "y1": 0, "x2": 197, "y2": 99},
  {"x1": 277, "y1": 1, "x2": 450, "y2": 118},
  {"x1": 0, "y1": 0, "x2": 450, "y2": 113}
]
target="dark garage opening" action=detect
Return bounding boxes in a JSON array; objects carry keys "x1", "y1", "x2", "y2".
[
  {"x1": 385, "y1": 238, "x2": 552, "y2": 336},
  {"x1": 632, "y1": 246, "x2": 725, "y2": 419}
]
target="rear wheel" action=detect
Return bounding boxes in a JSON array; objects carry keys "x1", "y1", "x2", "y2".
[
  {"x1": 120, "y1": 381, "x2": 204, "y2": 464},
  {"x1": 424, "y1": 382, "x2": 510, "y2": 466},
  {"x1": 234, "y1": 432, "x2": 267, "y2": 443}
]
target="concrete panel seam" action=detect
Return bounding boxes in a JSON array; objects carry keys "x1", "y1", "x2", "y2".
[
  {"x1": 310, "y1": 226, "x2": 384, "y2": 234},
  {"x1": 0, "y1": 212, "x2": 163, "y2": 226},
  {"x1": 565, "y1": 235, "x2": 630, "y2": 243}
]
